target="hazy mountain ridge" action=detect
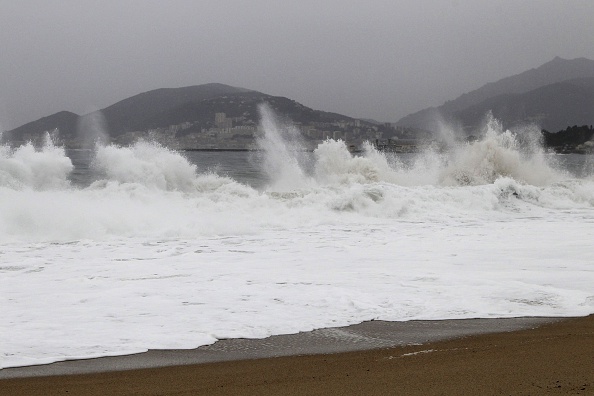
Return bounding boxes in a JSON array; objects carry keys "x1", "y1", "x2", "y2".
[
  {"x1": 139, "y1": 91, "x2": 358, "y2": 134},
  {"x1": 4, "y1": 111, "x2": 80, "y2": 143},
  {"x1": 1, "y1": 83, "x2": 386, "y2": 149},
  {"x1": 443, "y1": 57, "x2": 594, "y2": 113},
  {"x1": 2, "y1": 85, "x2": 345, "y2": 137},
  {"x1": 101, "y1": 83, "x2": 253, "y2": 134},
  {"x1": 5, "y1": 57, "x2": 594, "y2": 150},
  {"x1": 455, "y1": 77, "x2": 594, "y2": 132},
  {"x1": 1, "y1": 84, "x2": 253, "y2": 143},
  {"x1": 397, "y1": 57, "x2": 594, "y2": 132}
]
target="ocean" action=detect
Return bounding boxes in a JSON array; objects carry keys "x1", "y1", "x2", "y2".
[{"x1": 1, "y1": 108, "x2": 593, "y2": 369}]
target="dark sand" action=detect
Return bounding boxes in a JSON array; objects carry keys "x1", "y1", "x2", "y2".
[{"x1": 1, "y1": 315, "x2": 592, "y2": 395}]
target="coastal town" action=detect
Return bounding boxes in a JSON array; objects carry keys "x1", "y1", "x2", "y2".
[{"x1": 110, "y1": 110, "x2": 432, "y2": 152}]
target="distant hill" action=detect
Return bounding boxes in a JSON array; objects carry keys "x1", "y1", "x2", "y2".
[
  {"x1": 126, "y1": 90, "x2": 358, "y2": 135},
  {"x1": 397, "y1": 57, "x2": 594, "y2": 133},
  {"x1": 3, "y1": 111, "x2": 80, "y2": 143},
  {"x1": 455, "y1": 77, "x2": 594, "y2": 132},
  {"x1": 101, "y1": 83, "x2": 252, "y2": 135},
  {"x1": 2, "y1": 83, "x2": 365, "y2": 146}
]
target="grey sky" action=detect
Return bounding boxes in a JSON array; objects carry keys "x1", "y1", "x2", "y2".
[{"x1": 1, "y1": 0, "x2": 594, "y2": 130}]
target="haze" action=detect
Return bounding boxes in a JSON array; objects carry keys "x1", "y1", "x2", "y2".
[{"x1": 1, "y1": 0, "x2": 594, "y2": 130}]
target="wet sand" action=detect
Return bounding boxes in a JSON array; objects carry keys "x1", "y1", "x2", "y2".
[{"x1": 1, "y1": 315, "x2": 592, "y2": 395}]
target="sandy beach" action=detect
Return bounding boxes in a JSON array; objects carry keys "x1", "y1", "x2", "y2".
[{"x1": 1, "y1": 315, "x2": 592, "y2": 395}]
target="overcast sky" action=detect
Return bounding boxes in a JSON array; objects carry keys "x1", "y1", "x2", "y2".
[{"x1": 1, "y1": 0, "x2": 594, "y2": 130}]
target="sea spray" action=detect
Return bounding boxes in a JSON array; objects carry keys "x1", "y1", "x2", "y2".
[
  {"x1": 255, "y1": 107, "x2": 590, "y2": 217},
  {"x1": 313, "y1": 139, "x2": 381, "y2": 184},
  {"x1": 258, "y1": 106, "x2": 571, "y2": 190},
  {"x1": 91, "y1": 140, "x2": 199, "y2": 192},
  {"x1": 257, "y1": 104, "x2": 313, "y2": 191},
  {"x1": 433, "y1": 112, "x2": 465, "y2": 151},
  {"x1": 0, "y1": 109, "x2": 591, "y2": 246},
  {"x1": 0, "y1": 133, "x2": 73, "y2": 190},
  {"x1": 438, "y1": 115, "x2": 565, "y2": 186},
  {"x1": 77, "y1": 111, "x2": 110, "y2": 149}
]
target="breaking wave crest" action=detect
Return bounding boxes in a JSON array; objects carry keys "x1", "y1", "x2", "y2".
[
  {"x1": 303, "y1": 115, "x2": 566, "y2": 188},
  {"x1": 0, "y1": 133, "x2": 73, "y2": 190},
  {"x1": 314, "y1": 140, "x2": 382, "y2": 184},
  {"x1": 92, "y1": 141, "x2": 200, "y2": 192},
  {"x1": 0, "y1": 109, "x2": 593, "y2": 242},
  {"x1": 438, "y1": 117, "x2": 565, "y2": 186}
]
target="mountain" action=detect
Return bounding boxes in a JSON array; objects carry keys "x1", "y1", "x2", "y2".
[
  {"x1": 2, "y1": 84, "x2": 252, "y2": 144},
  {"x1": 101, "y1": 83, "x2": 253, "y2": 135},
  {"x1": 3, "y1": 111, "x2": 80, "y2": 143},
  {"x1": 454, "y1": 77, "x2": 594, "y2": 132},
  {"x1": 397, "y1": 57, "x2": 594, "y2": 133},
  {"x1": 2, "y1": 83, "x2": 394, "y2": 149},
  {"x1": 2, "y1": 84, "x2": 352, "y2": 139},
  {"x1": 123, "y1": 90, "x2": 359, "y2": 135}
]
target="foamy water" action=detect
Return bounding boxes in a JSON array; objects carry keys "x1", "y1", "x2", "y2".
[{"x1": 1, "y1": 107, "x2": 593, "y2": 368}]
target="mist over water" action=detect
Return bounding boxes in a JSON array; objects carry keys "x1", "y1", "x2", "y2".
[
  {"x1": 77, "y1": 111, "x2": 109, "y2": 149},
  {"x1": 256, "y1": 104, "x2": 313, "y2": 191},
  {"x1": 1, "y1": 108, "x2": 594, "y2": 369}
]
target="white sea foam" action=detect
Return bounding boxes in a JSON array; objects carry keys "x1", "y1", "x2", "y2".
[
  {"x1": 439, "y1": 117, "x2": 565, "y2": 186},
  {"x1": 1, "y1": 111, "x2": 593, "y2": 369},
  {"x1": 91, "y1": 141, "x2": 200, "y2": 192},
  {"x1": 0, "y1": 134, "x2": 73, "y2": 190}
]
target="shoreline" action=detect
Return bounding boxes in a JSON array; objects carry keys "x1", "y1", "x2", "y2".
[
  {"x1": 0, "y1": 316, "x2": 566, "y2": 378},
  {"x1": 1, "y1": 315, "x2": 592, "y2": 395}
]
